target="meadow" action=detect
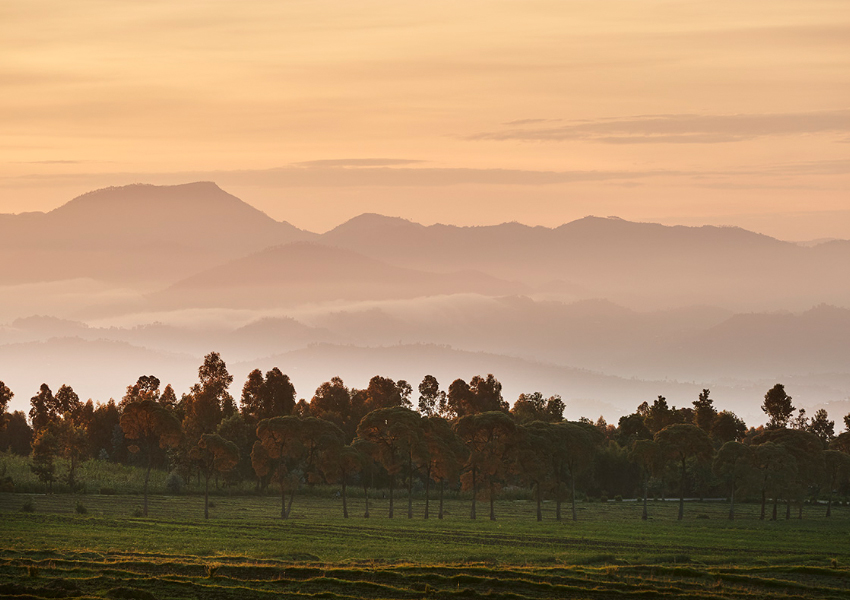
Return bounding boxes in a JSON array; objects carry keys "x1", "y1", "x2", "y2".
[{"x1": 2, "y1": 489, "x2": 849, "y2": 600}]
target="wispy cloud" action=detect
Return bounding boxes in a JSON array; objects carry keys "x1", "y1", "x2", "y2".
[
  {"x1": 472, "y1": 110, "x2": 850, "y2": 143},
  {"x1": 292, "y1": 158, "x2": 425, "y2": 168}
]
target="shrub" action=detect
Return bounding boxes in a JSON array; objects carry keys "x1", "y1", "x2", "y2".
[
  {"x1": 614, "y1": 495, "x2": 623, "y2": 502},
  {"x1": 131, "y1": 507, "x2": 143, "y2": 517},
  {"x1": 75, "y1": 501, "x2": 88, "y2": 515},
  {"x1": 27, "y1": 565, "x2": 40, "y2": 578},
  {"x1": 21, "y1": 499, "x2": 34, "y2": 513},
  {"x1": 100, "y1": 487, "x2": 117, "y2": 495},
  {"x1": 165, "y1": 472, "x2": 184, "y2": 495},
  {"x1": 599, "y1": 495, "x2": 609, "y2": 503},
  {"x1": 696, "y1": 514, "x2": 710, "y2": 519}
]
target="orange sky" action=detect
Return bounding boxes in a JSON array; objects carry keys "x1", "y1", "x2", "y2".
[{"x1": 1, "y1": 0, "x2": 848, "y2": 239}]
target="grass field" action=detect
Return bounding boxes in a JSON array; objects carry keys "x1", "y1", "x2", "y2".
[{"x1": 2, "y1": 492, "x2": 849, "y2": 599}]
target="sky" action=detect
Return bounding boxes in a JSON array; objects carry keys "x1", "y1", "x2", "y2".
[{"x1": 1, "y1": 0, "x2": 849, "y2": 239}]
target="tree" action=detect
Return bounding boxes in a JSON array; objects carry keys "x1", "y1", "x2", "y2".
[
  {"x1": 120, "y1": 400, "x2": 182, "y2": 516},
  {"x1": 655, "y1": 423, "x2": 713, "y2": 520},
  {"x1": 753, "y1": 428, "x2": 824, "y2": 519},
  {"x1": 516, "y1": 422, "x2": 556, "y2": 521},
  {"x1": 240, "y1": 367, "x2": 296, "y2": 424},
  {"x1": 183, "y1": 352, "x2": 236, "y2": 441},
  {"x1": 319, "y1": 443, "x2": 364, "y2": 518},
  {"x1": 310, "y1": 377, "x2": 364, "y2": 443},
  {"x1": 253, "y1": 416, "x2": 305, "y2": 519},
  {"x1": 0, "y1": 380, "x2": 12, "y2": 430},
  {"x1": 712, "y1": 442, "x2": 753, "y2": 520},
  {"x1": 29, "y1": 384, "x2": 60, "y2": 432},
  {"x1": 617, "y1": 413, "x2": 651, "y2": 447},
  {"x1": 420, "y1": 416, "x2": 465, "y2": 519},
  {"x1": 356, "y1": 407, "x2": 423, "y2": 518},
  {"x1": 0, "y1": 411, "x2": 32, "y2": 455},
  {"x1": 558, "y1": 422, "x2": 604, "y2": 521},
  {"x1": 193, "y1": 433, "x2": 239, "y2": 519},
  {"x1": 418, "y1": 375, "x2": 446, "y2": 417},
  {"x1": 823, "y1": 450, "x2": 850, "y2": 517},
  {"x1": 752, "y1": 442, "x2": 797, "y2": 520},
  {"x1": 644, "y1": 396, "x2": 674, "y2": 434},
  {"x1": 364, "y1": 376, "x2": 412, "y2": 412},
  {"x1": 630, "y1": 439, "x2": 662, "y2": 520},
  {"x1": 710, "y1": 411, "x2": 747, "y2": 445},
  {"x1": 511, "y1": 393, "x2": 565, "y2": 424},
  {"x1": 692, "y1": 389, "x2": 716, "y2": 433},
  {"x1": 454, "y1": 411, "x2": 519, "y2": 520},
  {"x1": 808, "y1": 408, "x2": 835, "y2": 445},
  {"x1": 30, "y1": 425, "x2": 61, "y2": 492},
  {"x1": 762, "y1": 384, "x2": 794, "y2": 429}
]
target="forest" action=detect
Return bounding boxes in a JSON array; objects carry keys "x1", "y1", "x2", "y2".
[{"x1": 2, "y1": 351, "x2": 849, "y2": 523}]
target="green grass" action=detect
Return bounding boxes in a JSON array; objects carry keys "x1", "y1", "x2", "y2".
[{"x1": 1, "y1": 493, "x2": 849, "y2": 599}]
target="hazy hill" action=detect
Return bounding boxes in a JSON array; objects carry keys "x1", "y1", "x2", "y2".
[
  {"x1": 0, "y1": 182, "x2": 313, "y2": 284},
  {"x1": 321, "y1": 214, "x2": 850, "y2": 310},
  {"x1": 152, "y1": 242, "x2": 526, "y2": 309}
]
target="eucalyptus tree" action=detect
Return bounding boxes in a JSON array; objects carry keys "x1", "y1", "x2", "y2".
[
  {"x1": 120, "y1": 400, "x2": 182, "y2": 516},
  {"x1": 823, "y1": 450, "x2": 850, "y2": 517},
  {"x1": 454, "y1": 411, "x2": 519, "y2": 520},
  {"x1": 655, "y1": 423, "x2": 713, "y2": 520},
  {"x1": 712, "y1": 441, "x2": 753, "y2": 520},
  {"x1": 421, "y1": 416, "x2": 465, "y2": 519},
  {"x1": 194, "y1": 433, "x2": 239, "y2": 519},
  {"x1": 356, "y1": 407, "x2": 423, "y2": 518},
  {"x1": 630, "y1": 439, "x2": 662, "y2": 520}
]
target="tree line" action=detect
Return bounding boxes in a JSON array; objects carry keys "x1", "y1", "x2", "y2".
[{"x1": 1, "y1": 353, "x2": 849, "y2": 522}]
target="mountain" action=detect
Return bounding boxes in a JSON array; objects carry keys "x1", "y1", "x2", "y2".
[
  {"x1": 0, "y1": 182, "x2": 314, "y2": 284},
  {"x1": 151, "y1": 241, "x2": 527, "y2": 309},
  {"x1": 321, "y1": 214, "x2": 850, "y2": 310}
]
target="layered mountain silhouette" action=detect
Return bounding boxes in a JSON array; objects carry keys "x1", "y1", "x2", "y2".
[{"x1": 1, "y1": 182, "x2": 849, "y2": 420}]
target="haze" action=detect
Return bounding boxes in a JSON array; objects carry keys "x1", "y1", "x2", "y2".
[{"x1": 1, "y1": 2, "x2": 848, "y2": 428}]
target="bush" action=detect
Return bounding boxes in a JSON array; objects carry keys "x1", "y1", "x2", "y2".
[
  {"x1": 599, "y1": 495, "x2": 609, "y2": 503},
  {"x1": 100, "y1": 487, "x2": 117, "y2": 495},
  {"x1": 696, "y1": 513, "x2": 710, "y2": 519},
  {"x1": 165, "y1": 472, "x2": 184, "y2": 495},
  {"x1": 131, "y1": 507, "x2": 143, "y2": 517},
  {"x1": 614, "y1": 495, "x2": 623, "y2": 502},
  {"x1": 21, "y1": 499, "x2": 34, "y2": 513},
  {"x1": 75, "y1": 501, "x2": 88, "y2": 515}
]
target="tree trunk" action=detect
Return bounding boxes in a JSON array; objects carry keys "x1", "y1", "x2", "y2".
[
  {"x1": 489, "y1": 481, "x2": 496, "y2": 521},
  {"x1": 280, "y1": 475, "x2": 287, "y2": 519},
  {"x1": 407, "y1": 453, "x2": 413, "y2": 519},
  {"x1": 771, "y1": 497, "x2": 777, "y2": 521},
  {"x1": 204, "y1": 473, "x2": 210, "y2": 519},
  {"x1": 678, "y1": 457, "x2": 685, "y2": 521},
  {"x1": 286, "y1": 487, "x2": 296, "y2": 518},
  {"x1": 785, "y1": 498, "x2": 791, "y2": 520},
  {"x1": 728, "y1": 483, "x2": 735, "y2": 521},
  {"x1": 470, "y1": 467, "x2": 477, "y2": 520},
  {"x1": 438, "y1": 479, "x2": 444, "y2": 519},
  {"x1": 363, "y1": 480, "x2": 370, "y2": 518},
  {"x1": 642, "y1": 479, "x2": 648, "y2": 521},
  {"x1": 342, "y1": 479, "x2": 348, "y2": 519},
  {"x1": 571, "y1": 477, "x2": 577, "y2": 522},
  {"x1": 424, "y1": 466, "x2": 431, "y2": 520},
  {"x1": 536, "y1": 481, "x2": 542, "y2": 522},
  {"x1": 556, "y1": 494, "x2": 562, "y2": 522},
  {"x1": 143, "y1": 454, "x2": 152, "y2": 517},
  {"x1": 798, "y1": 501, "x2": 803, "y2": 520},
  {"x1": 389, "y1": 474, "x2": 395, "y2": 518},
  {"x1": 826, "y1": 486, "x2": 833, "y2": 517},
  {"x1": 760, "y1": 488, "x2": 766, "y2": 520}
]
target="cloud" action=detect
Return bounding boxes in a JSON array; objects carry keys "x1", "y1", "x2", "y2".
[
  {"x1": 472, "y1": 109, "x2": 850, "y2": 143},
  {"x1": 292, "y1": 158, "x2": 425, "y2": 168}
]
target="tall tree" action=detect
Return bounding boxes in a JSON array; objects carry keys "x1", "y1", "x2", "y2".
[
  {"x1": 630, "y1": 439, "x2": 662, "y2": 520},
  {"x1": 193, "y1": 433, "x2": 239, "y2": 519},
  {"x1": 241, "y1": 367, "x2": 297, "y2": 424},
  {"x1": 364, "y1": 376, "x2": 412, "y2": 412},
  {"x1": 30, "y1": 425, "x2": 61, "y2": 493},
  {"x1": 752, "y1": 441, "x2": 797, "y2": 520},
  {"x1": 310, "y1": 377, "x2": 364, "y2": 443},
  {"x1": 710, "y1": 411, "x2": 747, "y2": 445},
  {"x1": 29, "y1": 384, "x2": 60, "y2": 432},
  {"x1": 0, "y1": 411, "x2": 32, "y2": 456},
  {"x1": 692, "y1": 389, "x2": 716, "y2": 433},
  {"x1": 516, "y1": 422, "x2": 556, "y2": 521},
  {"x1": 356, "y1": 407, "x2": 423, "y2": 518},
  {"x1": 253, "y1": 415, "x2": 305, "y2": 519},
  {"x1": 808, "y1": 408, "x2": 835, "y2": 445},
  {"x1": 418, "y1": 375, "x2": 445, "y2": 417},
  {"x1": 0, "y1": 380, "x2": 12, "y2": 431},
  {"x1": 120, "y1": 400, "x2": 182, "y2": 516},
  {"x1": 420, "y1": 416, "x2": 465, "y2": 519},
  {"x1": 319, "y1": 443, "x2": 364, "y2": 518},
  {"x1": 823, "y1": 449, "x2": 850, "y2": 517},
  {"x1": 762, "y1": 384, "x2": 794, "y2": 429},
  {"x1": 511, "y1": 393, "x2": 565, "y2": 424},
  {"x1": 454, "y1": 411, "x2": 519, "y2": 520},
  {"x1": 712, "y1": 441, "x2": 753, "y2": 520},
  {"x1": 655, "y1": 423, "x2": 713, "y2": 520},
  {"x1": 753, "y1": 428, "x2": 824, "y2": 519}
]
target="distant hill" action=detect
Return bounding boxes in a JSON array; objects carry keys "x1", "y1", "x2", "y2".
[
  {"x1": 152, "y1": 242, "x2": 527, "y2": 309},
  {"x1": 321, "y1": 214, "x2": 850, "y2": 310},
  {"x1": 0, "y1": 182, "x2": 313, "y2": 284}
]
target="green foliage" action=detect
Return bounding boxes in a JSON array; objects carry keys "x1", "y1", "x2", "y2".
[{"x1": 75, "y1": 501, "x2": 87, "y2": 514}]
